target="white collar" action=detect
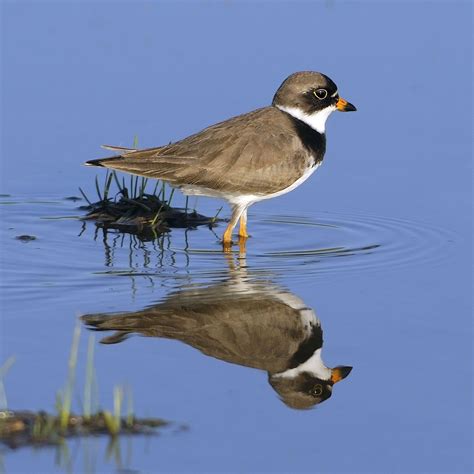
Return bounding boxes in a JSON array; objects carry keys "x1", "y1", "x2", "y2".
[
  {"x1": 276, "y1": 104, "x2": 336, "y2": 134},
  {"x1": 273, "y1": 348, "x2": 331, "y2": 380}
]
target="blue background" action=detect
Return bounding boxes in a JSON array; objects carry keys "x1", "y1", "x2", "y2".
[{"x1": 1, "y1": 1, "x2": 472, "y2": 472}]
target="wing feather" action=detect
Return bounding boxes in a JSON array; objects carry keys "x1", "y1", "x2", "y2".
[{"x1": 87, "y1": 107, "x2": 310, "y2": 195}]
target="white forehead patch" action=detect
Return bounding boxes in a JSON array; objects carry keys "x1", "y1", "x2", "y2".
[{"x1": 276, "y1": 104, "x2": 337, "y2": 134}]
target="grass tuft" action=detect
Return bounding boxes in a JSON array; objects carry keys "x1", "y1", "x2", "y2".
[
  {"x1": 0, "y1": 325, "x2": 168, "y2": 449},
  {"x1": 78, "y1": 138, "x2": 226, "y2": 241}
]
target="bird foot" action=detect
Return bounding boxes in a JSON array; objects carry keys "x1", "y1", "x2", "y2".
[
  {"x1": 222, "y1": 240, "x2": 233, "y2": 253},
  {"x1": 221, "y1": 235, "x2": 248, "y2": 254}
]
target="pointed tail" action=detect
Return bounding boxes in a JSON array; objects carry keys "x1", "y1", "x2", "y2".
[
  {"x1": 84, "y1": 144, "x2": 139, "y2": 167},
  {"x1": 84, "y1": 156, "x2": 118, "y2": 167}
]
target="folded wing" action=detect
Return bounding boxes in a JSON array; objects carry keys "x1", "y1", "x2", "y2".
[{"x1": 85, "y1": 108, "x2": 308, "y2": 195}]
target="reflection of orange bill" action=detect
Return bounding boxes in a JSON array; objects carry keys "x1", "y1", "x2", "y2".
[
  {"x1": 331, "y1": 366, "x2": 353, "y2": 383},
  {"x1": 336, "y1": 97, "x2": 357, "y2": 112}
]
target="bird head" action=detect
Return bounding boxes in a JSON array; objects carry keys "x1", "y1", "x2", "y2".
[
  {"x1": 269, "y1": 365, "x2": 352, "y2": 410},
  {"x1": 272, "y1": 71, "x2": 356, "y2": 133}
]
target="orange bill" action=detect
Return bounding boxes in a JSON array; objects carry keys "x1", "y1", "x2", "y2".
[
  {"x1": 331, "y1": 366, "x2": 353, "y2": 383},
  {"x1": 336, "y1": 97, "x2": 357, "y2": 112}
]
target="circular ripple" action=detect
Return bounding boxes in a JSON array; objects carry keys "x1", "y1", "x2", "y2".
[
  {"x1": 245, "y1": 210, "x2": 456, "y2": 278},
  {"x1": 173, "y1": 209, "x2": 456, "y2": 280},
  {"x1": 1, "y1": 197, "x2": 456, "y2": 282}
]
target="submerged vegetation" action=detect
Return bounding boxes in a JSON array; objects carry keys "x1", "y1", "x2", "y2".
[
  {"x1": 0, "y1": 325, "x2": 168, "y2": 450},
  {"x1": 80, "y1": 171, "x2": 223, "y2": 239}
]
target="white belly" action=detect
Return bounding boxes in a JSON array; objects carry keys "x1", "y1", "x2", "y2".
[{"x1": 179, "y1": 161, "x2": 322, "y2": 209}]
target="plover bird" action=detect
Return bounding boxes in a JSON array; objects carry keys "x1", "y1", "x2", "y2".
[
  {"x1": 82, "y1": 277, "x2": 352, "y2": 409},
  {"x1": 86, "y1": 71, "x2": 356, "y2": 248}
]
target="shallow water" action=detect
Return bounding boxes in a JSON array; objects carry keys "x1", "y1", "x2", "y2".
[
  {"x1": 1, "y1": 1, "x2": 472, "y2": 473},
  {"x1": 1, "y1": 193, "x2": 471, "y2": 472}
]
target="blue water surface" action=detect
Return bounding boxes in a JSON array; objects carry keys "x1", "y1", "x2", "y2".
[{"x1": 1, "y1": 1, "x2": 472, "y2": 473}]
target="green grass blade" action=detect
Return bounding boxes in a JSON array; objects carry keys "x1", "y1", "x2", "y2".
[
  {"x1": 211, "y1": 206, "x2": 223, "y2": 223},
  {"x1": 167, "y1": 188, "x2": 175, "y2": 207},
  {"x1": 0, "y1": 357, "x2": 15, "y2": 378},
  {"x1": 55, "y1": 391, "x2": 63, "y2": 414},
  {"x1": 112, "y1": 171, "x2": 123, "y2": 194},
  {"x1": 133, "y1": 176, "x2": 139, "y2": 199},
  {"x1": 126, "y1": 386, "x2": 134, "y2": 428},
  {"x1": 114, "y1": 386, "x2": 123, "y2": 432},
  {"x1": 60, "y1": 323, "x2": 81, "y2": 431},
  {"x1": 129, "y1": 175, "x2": 134, "y2": 199},
  {"x1": 83, "y1": 334, "x2": 95, "y2": 421},
  {"x1": 103, "y1": 410, "x2": 116, "y2": 435},
  {"x1": 150, "y1": 206, "x2": 164, "y2": 227},
  {"x1": 103, "y1": 171, "x2": 114, "y2": 201},
  {"x1": 122, "y1": 177, "x2": 127, "y2": 198},
  {"x1": 0, "y1": 356, "x2": 15, "y2": 410},
  {"x1": 95, "y1": 176, "x2": 103, "y2": 202},
  {"x1": 160, "y1": 182, "x2": 166, "y2": 202},
  {"x1": 139, "y1": 178, "x2": 148, "y2": 198},
  {"x1": 78, "y1": 187, "x2": 92, "y2": 206}
]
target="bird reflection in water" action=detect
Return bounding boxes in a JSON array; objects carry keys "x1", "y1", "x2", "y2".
[{"x1": 82, "y1": 260, "x2": 352, "y2": 410}]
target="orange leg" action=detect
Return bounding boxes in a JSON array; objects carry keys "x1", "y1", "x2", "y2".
[
  {"x1": 222, "y1": 224, "x2": 234, "y2": 252},
  {"x1": 222, "y1": 205, "x2": 245, "y2": 251},
  {"x1": 238, "y1": 237, "x2": 247, "y2": 256},
  {"x1": 238, "y1": 210, "x2": 249, "y2": 239}
]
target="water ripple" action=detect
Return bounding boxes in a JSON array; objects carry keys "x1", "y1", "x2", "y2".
[
  {"x1": 1, "y1": 197, "x2": 457, "y2": 288},
  {"x1": 242, "y1": 210, "x2": 456, "y2": 277}
]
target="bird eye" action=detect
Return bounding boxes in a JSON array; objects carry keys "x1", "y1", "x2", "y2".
[
  {"x1": 310, "y1": 385, "x2": 323, "y2": 397},
  {"x1": 313, "y1": 89, "x2": 328, "y2": 100}
]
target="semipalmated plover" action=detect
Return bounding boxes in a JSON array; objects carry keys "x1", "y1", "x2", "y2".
[
  {"x1": 86, "y1": 71, "x2": 356, "y2": 248},
  {"x1": 82, "y1": 275, "x2": 352, "y2": 409}
]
